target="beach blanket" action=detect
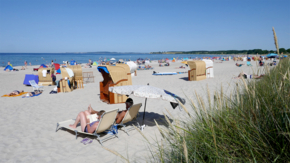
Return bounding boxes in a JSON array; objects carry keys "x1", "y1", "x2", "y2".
[
  {"x1": 2, "y1": 92, "x2": 28, "y2": 97},
  {"x1": 22, "y1": 93, "x2": 42, "y2": 98},
  {"x1": 153, "y1": 72, "x2": 177, "y2": 75}
]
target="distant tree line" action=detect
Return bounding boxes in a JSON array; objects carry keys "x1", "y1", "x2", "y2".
[{"x1": 150, "y1": 48, "x2": 290, "y2": 55}]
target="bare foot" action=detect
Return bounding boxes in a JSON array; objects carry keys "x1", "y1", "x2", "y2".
[
  {"x1": 69, "y1": 124, "x2": 76, "y2": 129},
  {"x1": 88, "y1": 104, "x2": 92, "y2": 113}
]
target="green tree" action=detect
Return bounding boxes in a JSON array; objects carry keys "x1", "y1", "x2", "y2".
[
  {"x1": 263, "y1": 50, "x2": 269, "y2": 54},
  {"x1": 279, "y1": 48, "x2": 286, "y2": 54},
  {"x1": 287, "y1": 48, "x2": 290, "y2": 53}
]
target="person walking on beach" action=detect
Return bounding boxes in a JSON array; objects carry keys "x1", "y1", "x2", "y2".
[
  {"x1": 24, "y1": 61, "x2": 27, "y2": 68},
  {"x1": 51, "y1": 60, "x2": 55, "y2": 68}
]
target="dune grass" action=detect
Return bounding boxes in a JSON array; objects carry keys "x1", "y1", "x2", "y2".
[{"x1": 144, "y1": 58, "x2": 290, "y2": 162}]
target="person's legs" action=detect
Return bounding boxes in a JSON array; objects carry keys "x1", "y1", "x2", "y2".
[{"x1": 69, "y1": 111, "x2": 86, "y2": 129}]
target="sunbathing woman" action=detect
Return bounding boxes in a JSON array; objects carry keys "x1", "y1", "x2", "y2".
[
  {"x1": 6, "y1": 90, "x2": 24, "y2": 96},
  {"x1": 69, "y1": 105, "x2": 105, "y2": 133},
  {"x1": 234, "y1": 72, "x2": 264, "y2": 79}
]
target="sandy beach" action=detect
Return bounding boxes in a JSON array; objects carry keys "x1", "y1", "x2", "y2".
[{"x1": 0, "y1": 59, "x2": 273, "y2": 162}]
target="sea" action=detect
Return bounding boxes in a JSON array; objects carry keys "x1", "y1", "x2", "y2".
[{"x1": 0, "y1": 53, "x2": 231, "y2": 67}]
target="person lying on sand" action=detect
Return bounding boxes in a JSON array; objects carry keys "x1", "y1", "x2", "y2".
[
  {"x1": 115, "y1": 98, "x2": 134, "y2": 124},
  {"x1": 69, "y1": 106, "x2": 105, "y2": 133},
  {"x1": 21, "y1": 66, "x2": 25, "y2": 70},
  {"x1": 6, "y1": 90, "x2": 24, "y2": 96},
  {"x1": 234, "y1": 72, "x2": 264, "y2": 79},
  {"x1": 236, "y1": 63, "x2": 244, "y2": 67},
  {"x1": 23, "y1": 90, "x2": 43, "y2": 97},
  {"x1": 176, "y1": 66, "x2": 185, "y2": 69},
  {"x1": 145, "y1": 65, "x2": 152, "y2": 69}
]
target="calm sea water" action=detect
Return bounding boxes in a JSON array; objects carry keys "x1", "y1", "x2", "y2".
[{"x1": 0, "y1": 53, "x2": 230, "y2": 67}]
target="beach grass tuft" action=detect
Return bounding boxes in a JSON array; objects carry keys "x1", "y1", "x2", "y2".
[
  {"x1": 144, "y1": 58, "x2": 290, "y2": 162},
  {"x1": 272, "y1": 27, "x2": 279, "y2": 55}
]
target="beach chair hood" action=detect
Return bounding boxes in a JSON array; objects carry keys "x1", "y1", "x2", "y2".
[
  {"x1": 97, "y1": 65, "x2": 127, "y2": 84},
  {"x1": 187, "y1": 61, "x2": 206, "y2": 81}
]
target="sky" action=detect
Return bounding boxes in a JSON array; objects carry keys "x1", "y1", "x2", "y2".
[{"x1": 0, "y1": 0, "x2": 289, "y2": 53}]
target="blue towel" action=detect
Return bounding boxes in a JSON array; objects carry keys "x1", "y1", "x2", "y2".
[{"x1": 22, "y1": 93, "x2": 42, "y2": 98}]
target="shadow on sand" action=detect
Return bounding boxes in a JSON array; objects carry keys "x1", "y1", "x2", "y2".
[
  {"x1": 179, "y1": 77, "x2": 189, "y2": 81},
  {"x1": 135, "y1": 111, "x2": 173, "y2": 127}
]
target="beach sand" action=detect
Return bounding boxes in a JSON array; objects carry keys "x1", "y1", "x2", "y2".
[{"x1": 0, "y1": 59, "x2": 273, "y2": 162}]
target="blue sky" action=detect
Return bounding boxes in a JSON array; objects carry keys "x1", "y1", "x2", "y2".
[{"x1": 0, "y1": 0, "x2": 289, "y2": 53}]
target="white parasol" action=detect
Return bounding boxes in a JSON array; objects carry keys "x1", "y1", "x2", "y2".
[{"x1": 109, "y1": 84, "x2": 186, "y2": 130}]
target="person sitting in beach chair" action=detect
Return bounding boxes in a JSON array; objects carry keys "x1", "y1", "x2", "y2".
[
  {"x1": 234, "y1": 72, "x2": 264, "y2": 79},
  {"x1": 235, "y1": 63, "x2": 244, "y2": 67},
  {"x1": 69, "y1": 105, "x2": 106, "y2": 133},
  {"x1": 22, "y1": 90, "x2": 43, "y2": 97},
  {"x1": 115, "y1": 98, "x2": 134, "y2": 124},
  {"x1": 6, "y1": 90, "x2": 24, "y2": 96}
]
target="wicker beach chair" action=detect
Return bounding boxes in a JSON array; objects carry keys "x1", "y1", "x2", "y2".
[
  {"x1": 60, "y1": 67, "x2": 74, "y2": 91},
  {"x1": 97, "y1": 65, "x2": 130, "y2": 104},
  {"x1": 187, "y1": 61, "x2": 206, "y2": 81},
  {"x1": 38, "y1": 68, "x2": 55, "y2": 86}
]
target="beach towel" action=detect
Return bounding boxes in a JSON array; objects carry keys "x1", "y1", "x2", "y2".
[
  {"x1": 2, "y1": 92, "x2": 28, "y2": 97},
  {"x1": 65, "y1": 68, "x2": 74, "y2": 77},
  {"x1": 153, "y1": 72, "x2": 177, "y2": 75},
  {"x1": 22, "y1": 92, "x2": 42, "y2": 98},
  {"x1": 42, "y1": 70, "x2": 47, "y2": 77}
]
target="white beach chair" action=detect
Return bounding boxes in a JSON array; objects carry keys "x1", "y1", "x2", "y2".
[
  {"x1": 56, "y1": 108, "x2": 119, "y2": 146},
  {"x1": 29, "y1": 80, "x2": 44, "y2": 91},
  {"x1": 117, "y1": 103, "x2": 142, "y2": 136}
]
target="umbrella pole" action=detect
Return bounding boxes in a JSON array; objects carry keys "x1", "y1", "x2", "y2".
[{"x1": 142, "y1": 98, "x2": 147, "y2": 126}]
